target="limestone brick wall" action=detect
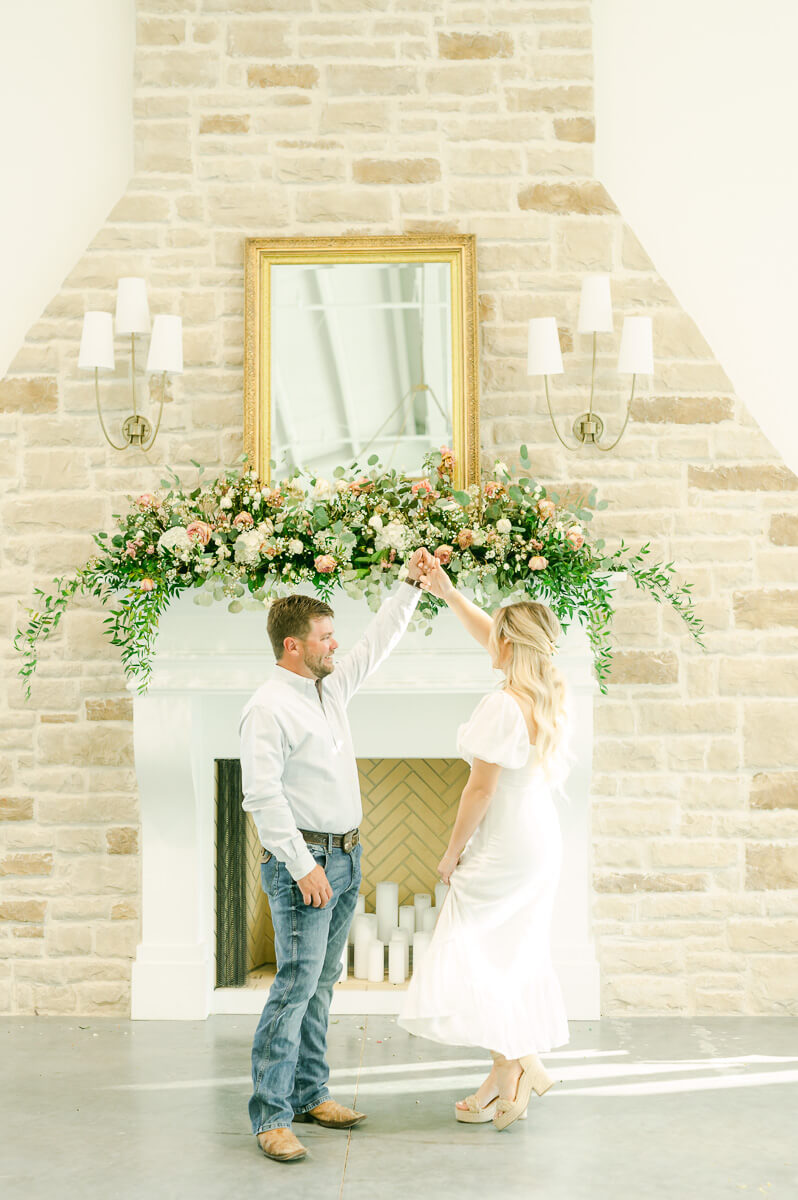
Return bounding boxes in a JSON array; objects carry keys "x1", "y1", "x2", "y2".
[{"x1": 1, "y1": 0, "x2": 797, "y2": 1017}]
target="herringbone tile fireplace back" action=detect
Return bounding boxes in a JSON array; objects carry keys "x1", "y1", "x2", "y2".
[{"x1": 244, "y1": 758, "x2": 467, "y2": 969}]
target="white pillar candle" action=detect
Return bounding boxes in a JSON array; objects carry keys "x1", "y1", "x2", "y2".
[
  {"x1": 389, "y1": 926, "x2": 410, "y2": 973},
  {"x1": 353, "y1": 917, "x2": 376, "y2": 980},
  {"x1": 413, "y1": 893, "x2": 432, "y2": 918},
  {"x1": 388, "y1": 936, "x2": 407, "y2": 984},
  {"x1": 392, "y1": 926, "x2": 410, "y2": 963},
  {"x1": 412, "y1": 930, "x2": 432, "y2": 971},
  {"x1": 350, "y1": 914, "x2": 371, "y2": 942},
  {"x1": 348, "y1": 895, "x2": 367, "y2": 944},
  {"x1": 434, "y1": 882, "x2": 449, "y2": 910},
  {"x1": 375, "y1": 881, "x2": 399, "y2": 944},
  {"x1": 367, "y1": 940, "x2": 385, "y2": 983},
  {"x1": 398, "y1": 905, "x2": 416, "y2": 937},
  {"x1": 354, "y1": 913, "x2": 378, "y2": 938},
  {"x1": 422, "y1": 907, "x2": 438, "y2": 933}
]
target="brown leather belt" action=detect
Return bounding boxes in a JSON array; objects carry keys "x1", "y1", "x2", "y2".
[{"x1": 299, "y1": 827, "x2": 360, "y2": 853}]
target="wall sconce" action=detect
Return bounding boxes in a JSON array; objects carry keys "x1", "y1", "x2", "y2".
[
  {"x1": 79, "y1": 278, "x2": 183, "y2": 451},
  {"x1": 527, "y1": 276, "x2": 653, "y2": 452}
]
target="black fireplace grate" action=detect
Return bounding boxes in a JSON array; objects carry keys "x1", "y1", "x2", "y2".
[{"x1": 214, "y1": 759, "x2": 247, "y2": 988}]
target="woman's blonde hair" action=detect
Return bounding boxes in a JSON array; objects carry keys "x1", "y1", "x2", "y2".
[{"x1": 489, "y1": 600, "x2": 568, "y2": 778}]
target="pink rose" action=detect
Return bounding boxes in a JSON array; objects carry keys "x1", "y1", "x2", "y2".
[
  {"x1": 412, "y1": 479, "x2": 434, "y2": 497},
  {"x1": 537, "y1": 499, "x2": 556, "y2": 522},
  {"x1": 232, "y1": 512, "x2": 254, "y2": 531},
  {"x1": 457, "y1": 529, "x2": 474, "y2": 550},
  {"x1": 348, "y1": 477, "x2": 372, "y2": 495},
  {"x1": 530, "y1": 538, "x2": 543, "y2": 551},
  {"x1": 186, "y1": 520, "x2": 213, "y2": 546},
  {"x1": 139, "y1": 578, "x2": 155, "y2": 592},
  {"x1": 264, "y1": 488, "x2": 284, "y2": 509},
  {"x1": 135, "y1": 493, "x2": 159, "y2": 511},
  {"x1": 566, "y1": 529, "x2": 585, "y2": 551},
  {"x1": 315, "y1": 554, "x2": 337, "y2": 574},
  {"x1": 125, "y1": 540, "x2": 139, "y2": 559},
  {"x1": 528, "y1": 556, "x2": 548, "y2": 571},
  {"x1": 435, "y1": 544, "x2": 454, "y2": 565},
  {"x1": 438, "y1": 447, "x2": 455, "y2": 476},
  {"x1": 484, "y1": 480, "x2": 503, "y2": 499}
]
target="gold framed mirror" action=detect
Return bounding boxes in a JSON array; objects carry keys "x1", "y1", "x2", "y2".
[{"x1": 243, "y1": 235, "x2": 479, "y2": 488}]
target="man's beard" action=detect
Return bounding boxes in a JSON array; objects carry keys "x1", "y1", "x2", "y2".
[{"x1": 304, "y1": 651, "x2": 334, "y2": 679}]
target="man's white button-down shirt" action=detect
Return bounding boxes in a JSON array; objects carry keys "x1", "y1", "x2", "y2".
[{"x1": 239, "y1": 583, "x2": 420, "y2": 881}]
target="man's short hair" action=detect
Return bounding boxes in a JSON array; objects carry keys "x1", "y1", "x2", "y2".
[{"x1": 267, "y1": 594, "x2": 334, "y2": 660}]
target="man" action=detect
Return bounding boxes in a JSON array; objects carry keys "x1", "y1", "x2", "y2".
[{"x1": 240, "y1": 549, "x2": 432, "y2": 1163}]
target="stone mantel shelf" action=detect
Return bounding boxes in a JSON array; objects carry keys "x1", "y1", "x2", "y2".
[{"x1": 129, "y1": 587, "x2": 601, "y2": 1021}]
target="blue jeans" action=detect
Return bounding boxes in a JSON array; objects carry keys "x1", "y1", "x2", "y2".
[{"x1": 249, "y1": 841, "x2": 362, "y2": 1134}]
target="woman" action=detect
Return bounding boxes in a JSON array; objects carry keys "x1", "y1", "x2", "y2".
[{"x1": 398, "y1": 562, "x2": 570, "y2": 1131}]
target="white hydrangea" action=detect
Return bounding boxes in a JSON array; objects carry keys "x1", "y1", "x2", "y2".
[
  {"x1": 375, "y1": 520, "x2": 409, "y2": 552},
  {"x1": 234, "y1": 528, "x2": 265, "y2": 566},
  {"x1": 158, "y1": 526, "x2": 192, "y2": 557},
  {"x1": 496, "y1": 518, "x2": 512, "y2": 535},
  {"x1": 219, "y1": 496, "x2": 233, "y2": 510},
  {"x1": 368, "y1": 514, "x2": 384, "y2": 532},
  {"x1": 288, "y1": 539, "x2": 304, "y2": 556},
  {"x1": 471, "y1": 527, "x2": 487, "y2": 546}
]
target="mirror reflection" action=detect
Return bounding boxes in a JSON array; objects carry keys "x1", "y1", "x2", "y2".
[{"x1": 270, "y1": 261, "x2": 452, "y2": 478}]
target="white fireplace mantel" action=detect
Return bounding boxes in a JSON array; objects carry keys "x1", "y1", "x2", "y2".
[{"x1": 130, "y1": 588, "x2": 601, "y2": 1020}]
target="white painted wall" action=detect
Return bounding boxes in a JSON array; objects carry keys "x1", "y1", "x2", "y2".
[
  {"x1": 0, "y1": 0, "x2": 135, "y2": 378},
  {"x1": 594, "y1": 0, "x2": 798, "y2": 472}
]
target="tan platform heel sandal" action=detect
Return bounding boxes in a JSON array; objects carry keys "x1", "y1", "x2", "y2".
[
  {"x1": 455, "y1": 1093, "x2": 528, "y2": 1123},
  {"x1": 455, "y1": 1051, "x2": 528, "y2": 1124},
  {"x1": 493, "y1": 1053, "x2": 554, "y2": 1132}
]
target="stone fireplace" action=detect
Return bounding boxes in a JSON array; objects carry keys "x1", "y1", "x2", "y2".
[{"x1": 130, "y1": 589, "x2": 600, "y2": 1020}]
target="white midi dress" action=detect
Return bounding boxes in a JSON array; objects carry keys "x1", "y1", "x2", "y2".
[{"x1": 398, "y1": 690, "x2": 569, "y2": 1059}]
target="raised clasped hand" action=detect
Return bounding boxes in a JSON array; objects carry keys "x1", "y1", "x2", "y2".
[
  {"x1": 418, "y1": 558, "x2": 454, "y2": 600},
  {"x1": 406, "y1": 546, "x2": 435, "y2": 582}
]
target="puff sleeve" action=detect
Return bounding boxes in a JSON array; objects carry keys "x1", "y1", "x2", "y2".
[{"x1": 456, "y1": 691, "x2": 531, "y2": 769}]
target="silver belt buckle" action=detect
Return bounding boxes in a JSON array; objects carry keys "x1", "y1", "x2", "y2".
[{"x1": 342, "y1": 828, "x2": 359, "y2": 854}]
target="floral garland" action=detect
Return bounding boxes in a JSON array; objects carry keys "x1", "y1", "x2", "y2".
[{"x1": 15, "y1": 446, "x2": 703, "y2": 696}]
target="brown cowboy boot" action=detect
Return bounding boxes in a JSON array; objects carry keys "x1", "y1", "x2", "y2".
[
  {"x1": 256, "y1": 1127, "x2": 308, "y2": 1161},
  {"x1": 294, "y1": 1099, "x2": 367, "y2": 1129}
]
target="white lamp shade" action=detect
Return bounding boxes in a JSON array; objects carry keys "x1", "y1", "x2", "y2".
[
  {"x1": 577, "y1": 275, "x2": 613, "y2": 333},
  {"x1": 618, "y1": 316, "x2": 654, "y2": 374},
  {"x1": 527, "y1": 317, "x2": 564, "y2": 376},
  {"x1": 147, "y1": 314, "x2": 183, "y2": 374},
  {"x1": 78, "y1": 311, "x2": 115, "y2": 371},
  {"x1": 115, "y1": 277, "x2": 151, "y2": 335}
]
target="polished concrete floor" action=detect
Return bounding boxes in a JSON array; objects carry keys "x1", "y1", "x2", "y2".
[{"x1": 1, "y1": 1014, "x2": 797, "y2": 1199}]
